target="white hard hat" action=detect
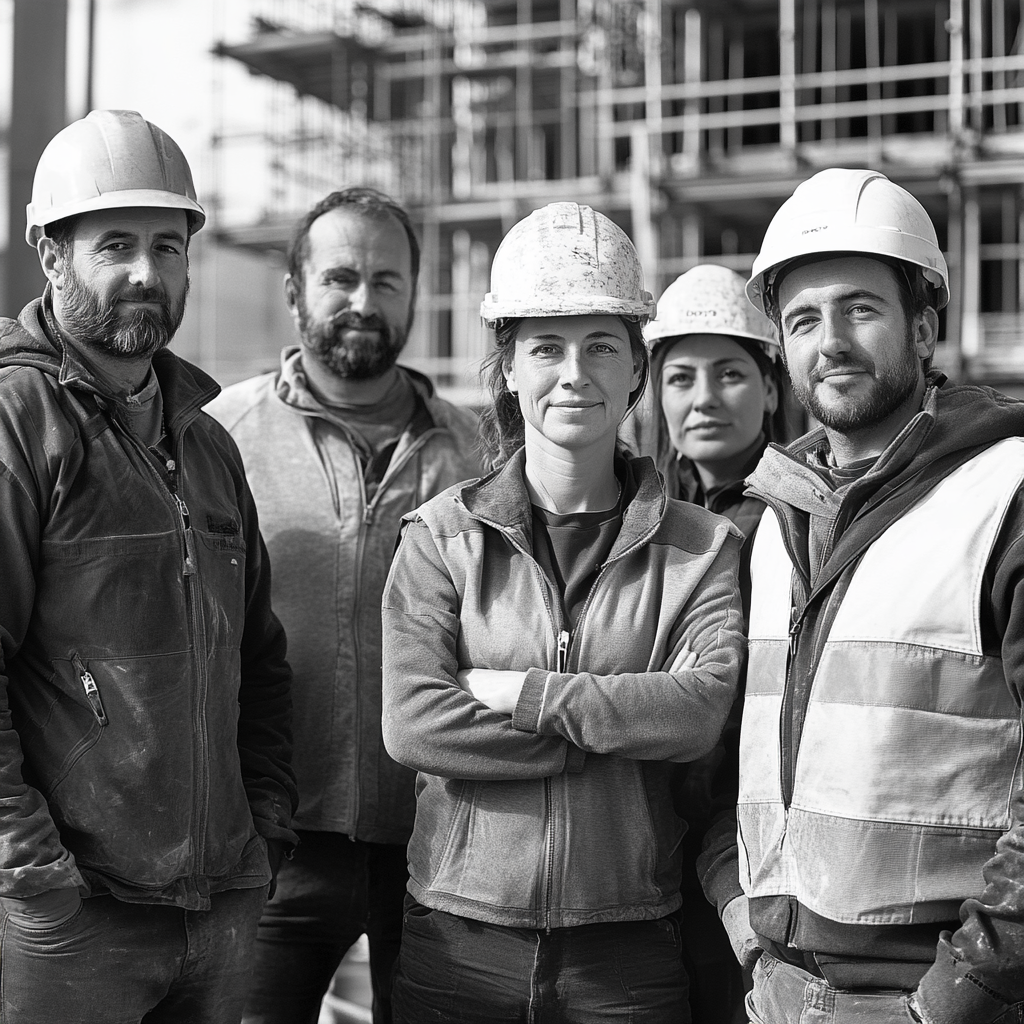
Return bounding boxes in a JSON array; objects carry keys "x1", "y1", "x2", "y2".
[
  {"x1": 747, "y1": 168, "x2": 949, "y2": 314},
  {"x1": 646, "y1": 264, "x2": 779, "y2": 360},
  {"x1": 26, "y1": 109, "x2": 206, "y2": 246},
  {"x1": 480, "y1": 202, "x2": 656, "y2": 325}
]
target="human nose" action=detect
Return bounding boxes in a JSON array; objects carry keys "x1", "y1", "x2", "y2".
[
  {"x1": 346, "y1": 280, "x2": 376, "y2": 318},
  {"x1": 691, "y1": 370, "x2": 720, "y2": 410},
  {"x1": 817, "y1": 309, "x2": 853, "y2": 358},
  {"x1": 127, "y1": 250, "x2": 160, "y2": 290},
  {"x1": 559, "y1": 346, "x2": 589, "y2": 388}
]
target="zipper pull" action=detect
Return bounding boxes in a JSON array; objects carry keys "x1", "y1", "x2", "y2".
[
  {"x1": 80, "y1": 670, "x2": 108, "y2": 726},
  {"x1": 174, "y1": 494, "x2": 197, "y2": 576},
  {"x1": 788, "y1": 616, "x2": 801, "y2": 659},
  {"x1": 557, "y1": 630, "x2": 570, "y2": 673}
]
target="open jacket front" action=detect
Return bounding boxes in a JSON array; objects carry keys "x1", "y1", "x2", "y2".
[
  {"x1": 382, "y1": 451, "x2": 745, "y2": 930},
  {"x1": 703, "y1": 376, "x2": 1024, "y2": 1022},
  {"x1": 0, "y1": 299, "x2": 297, "y2": 910}
]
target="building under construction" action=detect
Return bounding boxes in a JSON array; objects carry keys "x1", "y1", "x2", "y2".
[{"x1": 213, "y1": 0, "x2": 1024, "y2": 397}]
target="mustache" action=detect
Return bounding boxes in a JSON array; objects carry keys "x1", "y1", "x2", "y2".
[
  {"x1": 809, "y1": 356, "x2": 874, "y2": 384},
  {"x1": 117, "y1": 285, "x2": 170, "y2": 305},
  {"x1": 327, "y1": 311, "x2": 389, "y2": 332}
]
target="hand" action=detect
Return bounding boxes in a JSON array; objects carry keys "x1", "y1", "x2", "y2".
[
  {"x1": 669, "y1": 648, "x2": 699, "y2": 673},
  {"x1": 265, "y1": 838, "x2": 288, "y2": 900},
  {"x1": 456, "y1": 668, "x2": 527, "y2": 715},
  {"x1": 1, "y1": 888, "x2": 82, "y2": 930},
  {"x1": 721, "y1": 894, "x2": 762, "y2": 969}
]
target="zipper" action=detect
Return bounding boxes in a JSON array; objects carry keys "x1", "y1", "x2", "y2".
[
  {"x1": 106, "y1": 408, "x2": 209, "y2": 900},
  {"x1": 557, "y1": 630, "x2": 569, "y2": 673},
  {"x1": 73, "y1": 655, "x2": 108, "y2": 726},
  {"x1": 173, "y1": 493, "x2": 197, "y2": 576},
  {"x1": 543, "y1": 777, "x2": 555, "y2": 934}
]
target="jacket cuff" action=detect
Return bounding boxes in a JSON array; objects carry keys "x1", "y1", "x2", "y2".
[
  {"x1": 915, "y1": 935, "x2": 1013, "y2": 1024},
  {"x1": 512, "y1": 668, "x2": 549, "y2": 733}
]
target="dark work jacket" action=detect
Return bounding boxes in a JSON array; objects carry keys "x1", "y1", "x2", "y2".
[{"x1": 0, "y1": 299, "x2": 297, "y2": 910}]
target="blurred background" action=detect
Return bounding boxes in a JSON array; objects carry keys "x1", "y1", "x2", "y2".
[{"x1": 3, "y1": 0, "x2": 1024, "y2": 403}]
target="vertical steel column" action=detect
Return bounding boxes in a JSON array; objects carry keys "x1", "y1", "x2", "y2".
[
  {"x1": 779, "y1": 0, "x2": 797, "y2": 152},
  {"x1": 7, "y1": 0, "x2": 67, "y2": 314}
]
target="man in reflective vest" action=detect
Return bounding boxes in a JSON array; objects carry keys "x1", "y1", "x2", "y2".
[{"x1": 700, "y1": 168, "x2": 1024, "y2": 1024}]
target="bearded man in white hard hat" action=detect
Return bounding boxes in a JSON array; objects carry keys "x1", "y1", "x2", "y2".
[
  {"x1": 0, "y1": 110, "x2": 297, "y2": 1023},
  {"x1": 698, "y1": 168, "x2": 1024, "y2": 1023}
]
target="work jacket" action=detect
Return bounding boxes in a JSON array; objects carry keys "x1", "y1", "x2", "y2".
[
  {"x1": 704, "y1": 377, "x2": 1024, "y2": 1022},
  {"x1": 207, "y1": 348, "x2": 480, "y2": 843},
  {"x1": 0, "y1": 299, "x2": 297, "y2": 910},
  {"x1": 382, "y1": 451, "x2": 745, "y2": 929},
  {"x1": 660, "y1": 442, "x2": 768, "y2": 541}
]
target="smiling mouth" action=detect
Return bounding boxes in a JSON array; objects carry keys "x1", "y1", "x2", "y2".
[
  {"x1": 687, "y1": 421, "x2": 730, "y2": 431},
  {"x1": 551, "y1": 402, "x2": 599, "y2": 409}
]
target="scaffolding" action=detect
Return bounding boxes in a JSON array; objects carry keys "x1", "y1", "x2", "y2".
[{"x1": 212, "y1": 0, "x2": 1024, "y2": 396}]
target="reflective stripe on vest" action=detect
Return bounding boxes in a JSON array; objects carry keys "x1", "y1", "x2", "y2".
[{"x1": 739, "y1": 437, "x2": 1024, "y2": 925}]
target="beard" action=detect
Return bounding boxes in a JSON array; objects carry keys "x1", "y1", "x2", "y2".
[
  {"x1": 58, "y1": 265, "x2": 187, "y2": 360},
  {"x1": 298, "y1": 299, "x2": 408, "y2": 380},
  {"x1": 791, "y1": 325, "x2": 921, "y2": 433}
]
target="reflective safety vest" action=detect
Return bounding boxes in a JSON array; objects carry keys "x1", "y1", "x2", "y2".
[{"x1": 739, "y1": 438, "x2": 1024, "y2": 926}]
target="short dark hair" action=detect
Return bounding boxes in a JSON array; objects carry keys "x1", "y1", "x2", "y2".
[
  {"x1": 287, "y1": 188, "x2": 420, "y2": 293},
  {"x1": 477, "y1": 316, "x2": 648, "y2": 468}
]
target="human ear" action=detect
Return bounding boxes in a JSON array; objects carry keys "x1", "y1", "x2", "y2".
[
  {"x1": 37, "y1": 237, "x2": 64, "y2": 288},
  {"x1": 914, "y1": 307, "x2": 939, "y2": 361},
  {"x1": 763, "y1": 374, "x2": 779, "y2": 415}
]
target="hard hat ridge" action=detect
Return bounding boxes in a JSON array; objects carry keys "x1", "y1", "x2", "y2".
[
  {"x1": 480, "y1": 202, "x2": 656, "y2": 325},
  {"x1": 26, "y1": 109, "x2": 206, "y2": 246}
]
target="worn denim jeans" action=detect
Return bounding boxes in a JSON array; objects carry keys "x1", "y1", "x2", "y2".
[
  {"x1": 747, "y1": 954, "x2": 917, "y2": 1024},
  {"x1": 0, "y1": 885, "x2": 267, "y2": 1024},
  {"x1": 242, "y1": 831, "x2": 408, "y2": 1024},
  {"x1": 393, "y1": 898, "x2": 690, "y2": 1024}
]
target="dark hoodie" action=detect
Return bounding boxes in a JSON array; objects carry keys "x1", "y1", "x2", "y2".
[
  {"x1": 700, "y1": 374, "x2": 1024, "y2": 1022},
  {"x1": 0, "y1": 298, "x2": 297, "y2": 909}
]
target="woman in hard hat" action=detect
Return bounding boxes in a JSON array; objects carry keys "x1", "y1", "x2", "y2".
[
  {"x1": 381, "y1": 203, "x2": 745, "y2": 1023},
  {"x1": 646, "y1": 264, "x2": 787, "y2": 1024},
  {"x1": 648, "y1": 264, "x2": 787, "y2": 540}
]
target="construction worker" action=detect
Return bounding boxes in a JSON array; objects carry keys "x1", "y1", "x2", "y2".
[
  {"x1": 0, "y1": 110, "x2": 297, "y2": 1024},
  {"x1": 648, "y1": 263, "x2": 786, "y2": 537},
  {"x1": 646, "y1": 263, "x2": 786, "y2": 1023},
  {"x1": 700, "y1": 168, "x2": 1024, "y2": 1022},
  {"x1": 206, "y1": 187, "x2": 480, "y2": 1024},
  {"x1": 381, "y1": 202, "x2": 745, "y2": 1023}
]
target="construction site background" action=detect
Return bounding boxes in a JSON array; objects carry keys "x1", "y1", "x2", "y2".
[{"x1": 4, "y1": 0, "x2": 1024, "y2": 406}]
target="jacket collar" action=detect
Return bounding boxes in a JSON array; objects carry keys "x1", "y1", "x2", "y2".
[
  {"x1": 275, "y1": 345, "x2": 437, "y2": 423},
  {"x1": 456, "y1": 447, "x2": 668, "y2": 557},
  {"x1": 0, "y1": 294, "x2": 218, "y2": 432}
]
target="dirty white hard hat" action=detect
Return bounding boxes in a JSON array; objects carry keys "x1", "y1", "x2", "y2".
[
  {"x1": 747, "y1": 168, "x2": 949, "y2": 314},
  {"x1": 646, "y1": 264, "x2": 779, "y2": 361},
  {"x1": 26, "y1": 109, "x2": 206, "y2": 246},
  {"x1": 480, "y1": 202, "x2": 657, "y2": 326}
]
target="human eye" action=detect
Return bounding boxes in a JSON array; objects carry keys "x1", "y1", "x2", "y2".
[
  {"x1": 323, "y1": 271, "x2": 357, "y2": 289},
  {"x1": 664, "y1": 370, "x2": 693, "y2": 387},
  {"x1": 528, "y1": 341, "x2": 560, "y2": 357},
  {"x1": 720, "y1": 367, "x2": 746, "y2": 383}
]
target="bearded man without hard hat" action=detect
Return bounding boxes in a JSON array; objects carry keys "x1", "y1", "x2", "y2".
[
  {"x1": 206, "y1": 189, "x2": 480, "y2": 1024},
  {"x1": 698, "y1": 168, "x2": 1024, "y2": 1023},
  {"x1": 0, "y1": 110, "x2": 297, "y2": 1023}
]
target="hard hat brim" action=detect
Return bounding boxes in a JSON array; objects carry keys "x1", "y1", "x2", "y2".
[{"x1": 27, "y1": 189, "x2": 206, "y2": 246}]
